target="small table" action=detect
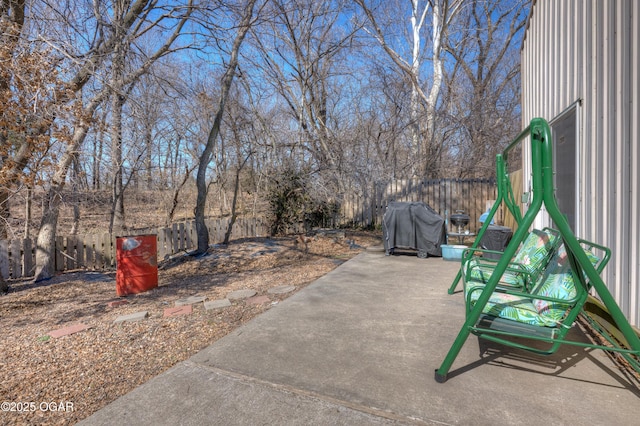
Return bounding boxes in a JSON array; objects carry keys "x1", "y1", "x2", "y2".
[{"x1": 448, "y1": 232, "x2": 475, "y2": 244}]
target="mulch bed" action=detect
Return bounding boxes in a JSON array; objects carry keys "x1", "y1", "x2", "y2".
[{"x1": 0, "y1": 231, "x2": 381, "y2": 425}]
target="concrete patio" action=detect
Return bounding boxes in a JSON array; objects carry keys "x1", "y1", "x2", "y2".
[{"x1": 79, "y1": 250, "x2": 640, "y2": 425}]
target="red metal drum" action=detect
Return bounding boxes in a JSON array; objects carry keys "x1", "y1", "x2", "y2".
[{"x1": 116, "y1": 234, "x2": 158, "y2": 296}]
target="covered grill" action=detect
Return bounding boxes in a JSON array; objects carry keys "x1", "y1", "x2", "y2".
[{"x1": 382, "y1": 201, "x2": 446, "y2": 258}]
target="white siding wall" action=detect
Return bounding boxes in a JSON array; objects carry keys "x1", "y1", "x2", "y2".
[{"x1": 521, "y1": 0, "x2": 640, "y2": 326}]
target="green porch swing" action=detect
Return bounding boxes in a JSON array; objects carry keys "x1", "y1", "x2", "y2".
[{"x1": 435, "y1": 117, "x2": 640, "y2": 383}]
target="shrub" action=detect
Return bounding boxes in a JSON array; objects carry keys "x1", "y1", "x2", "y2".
[
  {"x1": 266, "y1": 167, "x2": 310, "y2": 236},
  {"x1": 266, "y1": 167, "x2": 340, "y2": 235}
]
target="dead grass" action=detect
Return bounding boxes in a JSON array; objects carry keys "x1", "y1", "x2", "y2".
[{"x1": 0, "y1": 231, "x2": 382, "y2": 426}]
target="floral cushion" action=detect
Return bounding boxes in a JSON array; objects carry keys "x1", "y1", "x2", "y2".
[
  {"x1": 464, "y1": 229, "x2": 559, "y2": 289},
  {"x1": 512, "y1": 229, "x2": 559, "y2": 275},
  {"x1": 465, "y1": 260, "x2": 526, "y2": 288},
  {"x1": 466, "y1": 243, "x2": 601, "y2": 328},
  {"x1": 532, "y1": 245, "x2": 600, "y2": 315},
  {"x1": 465, "y1": 285, "x2": 557, "y2": 326}
]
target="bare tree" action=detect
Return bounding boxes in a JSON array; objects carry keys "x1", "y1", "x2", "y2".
[
  {"x1": 249, "y1": 0, "x2": 359, "y2": 192},
  {"x1": 193, "y1": 0, "x2": 261, "y2": 255},
  {"x1": 108, "y1": 0, "x2": 130, "y2": 234},
  {"x1": 221, "y1": 82, "x2": 258, "y2": 244},
  {"x1": 33, "y1": 0, "x2": 194, "y2": 281},
  {"x1": 355, "y1": 0, "x2": 464, "y2": 177},
  {"x1": 1, "y1": 0, "x2": 531, "y2": 285},
  {"x1": 443, "y1": 0, "x2": 529, "y2": 177},
  {"x1": 0, "y1": 0, "x2": 64, "y2": 241}
]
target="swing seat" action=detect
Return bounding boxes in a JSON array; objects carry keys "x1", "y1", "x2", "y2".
[
  {"x1": 462, "y1": 228, "x2": 561, "y2": 291},
  {"x1": 464, "y1": 238, "x2": 610, "y2": 344}
]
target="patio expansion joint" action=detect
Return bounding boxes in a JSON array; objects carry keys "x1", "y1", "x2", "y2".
[{"x1": 180, "y1": 360, "x2": 446, "y2": 426}]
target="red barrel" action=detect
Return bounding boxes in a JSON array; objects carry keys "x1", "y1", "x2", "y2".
[{"x1": 116, "y1": 234, "x2": 158, "y2": 296}]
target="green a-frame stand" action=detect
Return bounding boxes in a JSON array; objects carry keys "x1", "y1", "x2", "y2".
[{"x1": 435, "y1": 118, "x2": 640, "y2": 383}]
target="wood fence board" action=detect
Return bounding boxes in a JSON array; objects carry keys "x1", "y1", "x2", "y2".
[
  {"x1": 75, "y1": 236, "x2": 85, "y2": 269},
  {"x1": 185, "y1": 222, "x2": 193, "y2": 249},
  {"x1": 215, "y1": 219, "x2": 224, "y2": 243},
  {"x1": 66, "y1": 236, "x2": 75, "y2": 270},
  {"x1": 503, "y1": 169, "x2": 523, "y2": 231},
  {"x1": 55, "y1": 236, "x2": 64, "y2": 272},
  {"x1": 158, "y1": 228, "x2": 169, "y2": 259},
  {"x1": 154, "y1": 230, "x2": 161, "y2": 259},
  {"x1": 63, "y1": 236, "x2": 75, "y2": 271},
  {"x1": 0, "y1": 240, "x2": 8, "y2": 279},
  {"x1": 93, "y1": 234, "x2": 103, "y2": 269},
  {"x1": 231, "y1": 219, "x2": 238, "y2": 240},
  {"x1": 211, "y1": 219, "x2": 218, "y2": 243},
  {"x1": 89, "y1": 234, "x2": 99, "y2": 269},
  {"x1": 84, "y1": 235, "x2": 95, "y2": 270},
  {"x1": 207, "y1": 219, "x2": 215, "y2": 243},
  {"x1": 11, "y1": 239, "x2": 21, "y2": 278},
  {"x1": 22, "y1": 238, "x2": 33, "y2": 277},
  {"x1": 93, "y1": 234, "x2": 106, "y2": 270},
  {"x1": 103, "y1": 233, "x2": 113, "y2": 267},
  {"x1": 171, "y1": 223, "x2": 179, "y2": 255},
  {"x1": 75, "y1": 236, "x2": 83, "y2": 269},
  {"x1": 94, "y1": 233, "x2": 105, "y2": 269},
  {"x1": 178, "y1": 222, "x2": 185, "y2": 251},
  {"x1": 94, "y1": 234, "x2": 104, "y2": 269}
]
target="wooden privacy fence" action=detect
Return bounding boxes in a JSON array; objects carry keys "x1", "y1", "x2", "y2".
[
  {"x1": 2, "y1": 177, "x2": 520, "y2": 280},
  {"x1": 341, "y1": 178, "x2": 501, "y2": 231},
  {"x1": 0, "y1": 217, "x2": 280, "y2": 280}
]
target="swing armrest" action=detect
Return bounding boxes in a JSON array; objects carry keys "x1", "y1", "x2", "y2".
[
  {"x1": 461, "y1": 247, "x2": 505, "y2": 260},
  {"x1": 465, "y1": 283, "x2": 572, "y2": 305},
  {"x1": 576, "y1": 239, "x2": 611, "y2": 273},
  {"x1": 463, "y1": 254, "x2": 535, "y2": 290}
]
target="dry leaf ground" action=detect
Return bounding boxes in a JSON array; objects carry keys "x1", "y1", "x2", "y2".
[{"x1": 1, "y1": 231, "x2": 382, "y2": 426}]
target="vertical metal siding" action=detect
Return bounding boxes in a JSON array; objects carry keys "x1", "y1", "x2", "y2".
[
  {"x1": 632, "y1": 0, "x2": 640, "y2": 325},
  {"x1": 521, "y1": 0, "x2": 640, "y2": 326}
]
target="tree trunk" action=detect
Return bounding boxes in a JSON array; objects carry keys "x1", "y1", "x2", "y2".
[
  {"x1": 223, "y1": 154, "x2": 251, "y2": 245},
  {"x1": 92, "y1": 109, "x2": 107, "y2": 190},
  {"x1": 194, "y1": 0, "x2": 258, "y2": 254},
  {"x1": 24, "y1": 186, "x2": 32, "y2": 238},
  {"x1": 409, "y1": 0, "x2": 426, "y2": 175},
  {"x1": 424, "y1": 0, "x2": 443, "y2": 178},
  {"x1": 109, "y1": 98, "x2": 127, "y2": 235},
  {"x1": 34, "y1": 187, "x2": 62, "y2": 280},
  {"x1": 109, "y1": 25, "x2": 127, "y2": 234},
  {"x1": 33, "y1": 124, "x2": 91, "y2": 282},
  {"x1": 70, "y1": 157, "x2": 81, "y2": 235}
]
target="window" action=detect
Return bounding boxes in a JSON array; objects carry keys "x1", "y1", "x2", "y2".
[{"x1": 550, "y1": 102, "x2": 580, "y2": 232}]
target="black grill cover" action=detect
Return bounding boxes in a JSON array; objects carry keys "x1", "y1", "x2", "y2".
[{"x1": 382, "y1": 202, "x2": 446, "y2": 257}]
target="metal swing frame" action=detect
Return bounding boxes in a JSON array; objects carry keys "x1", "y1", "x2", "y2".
[{"x1": 435, "y1": 117, "x2": 640, "y2": 383}]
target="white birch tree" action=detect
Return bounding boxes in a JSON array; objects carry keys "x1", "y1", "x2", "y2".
[{"x1": 355, "y1": 0, "x2": 463, "y2": 177}]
